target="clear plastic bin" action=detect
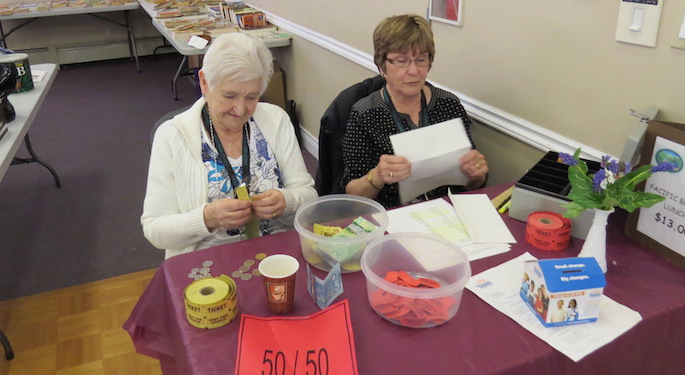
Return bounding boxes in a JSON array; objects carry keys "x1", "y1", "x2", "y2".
[
  {"x1": 361, "y1": 232, "x2": 471, "y2": 328},
  {"x1": 294, "y1": 194, "x2": 388, "y2": 273}
]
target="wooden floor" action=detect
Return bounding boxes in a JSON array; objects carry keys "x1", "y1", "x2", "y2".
[{"x1": 0, "y1": 269, "x2": 162, "y2": 375}]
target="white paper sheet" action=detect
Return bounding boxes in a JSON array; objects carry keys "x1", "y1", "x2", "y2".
[
  {"x1": 448, "y1": 192, "x2": 516, "y2": 243},
  {"x1": 390, "y1": 118, "x2": 472, "y2": 205},
  {"x1": 188, "y1": 35, "x2": 209, "y2": 49},
  {"x1": 466, "y1": 253, "x2": 642, "y2": 362},
  {"x1": 385, "y1": 199, "x2": 510, "y2": 261},
  {"x1": 31, "y1": 69, "x2": 47, "y2": 82}
]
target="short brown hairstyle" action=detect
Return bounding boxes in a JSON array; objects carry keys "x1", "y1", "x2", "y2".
[{"x1": 373, "y1": 14, "x2": 435, "y2": 72}]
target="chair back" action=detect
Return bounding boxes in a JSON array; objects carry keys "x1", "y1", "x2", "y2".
[
  {"x1": 151, "y1": 106, "x2": 191, "y2": 147},
  {"x1": 315, "y1": 75, "x2": 385, "y2": 195}
]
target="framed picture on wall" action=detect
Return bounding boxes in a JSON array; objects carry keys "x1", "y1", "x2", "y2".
[{"x1": 429, "y1": 0, "x2": 463, "y2": 26}]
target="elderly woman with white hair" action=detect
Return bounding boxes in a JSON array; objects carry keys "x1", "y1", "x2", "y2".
[{"x1": 142, "y1": 33, "x2": 317, "y2": 259}]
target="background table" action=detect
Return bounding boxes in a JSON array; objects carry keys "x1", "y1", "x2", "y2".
[
  {"x1": 124, "y1": 184, "x2": 685, "y2": 375},
  {"x1": 0, "y1": 63, "x2": 60, "y2": 186},
  {"x1": 0, "y1": 4, "x2": 140, "y2": 71},
  {"x1": 137, "y1": 0, "x2": 291, "y2": 100}
]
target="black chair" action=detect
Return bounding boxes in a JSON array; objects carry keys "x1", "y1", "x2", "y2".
[
  {"x1": 315, "y1": 75, "x2": 385, "y2": 195},
  {"x1": 151, "y1": 106, "x2": 191, "y2": 147}
]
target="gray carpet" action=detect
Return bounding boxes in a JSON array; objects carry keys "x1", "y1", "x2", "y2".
[
  {"x1": 0, "y1": 54, "x2": 318, "y2": 301},
  {"x1": 0, "y1": 54, "x2": 203, "y2": 301}
]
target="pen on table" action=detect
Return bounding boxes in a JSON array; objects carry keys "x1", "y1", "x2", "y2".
[{"x1": 498, "y1": 197, "x2": 512, "y2": 214}]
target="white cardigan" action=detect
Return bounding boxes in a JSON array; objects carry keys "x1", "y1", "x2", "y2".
[{"x1": 141, "y1": 98, "x2": 317, "y2": 259}]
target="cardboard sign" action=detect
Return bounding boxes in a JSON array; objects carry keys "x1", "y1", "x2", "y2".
[
  {"x1": 235, "y1": 300, "x2": 358, "y2": 375},
  {"x1": 626, "y1": 120, "x2": 685, "y2": 268}
]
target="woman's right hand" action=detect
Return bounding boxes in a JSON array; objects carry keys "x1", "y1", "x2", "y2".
[
  {"x1": 375, "y1": 154, "x2": 411, "y2": 185},
  {"x1": 203, "y1": 198, "x2": 253, "y2": 231}
]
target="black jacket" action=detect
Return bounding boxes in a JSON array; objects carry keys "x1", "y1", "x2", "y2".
[{"x1": 315, "y1": 75, "x2": 385, "y2": 195}]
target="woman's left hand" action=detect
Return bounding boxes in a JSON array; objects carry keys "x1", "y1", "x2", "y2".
[
  {"x1": 460, "y1": 150, "x2": 488, "y2": 188},
  {"x1": 251, "y1": 190, "x2": 286, "y2": 220}
]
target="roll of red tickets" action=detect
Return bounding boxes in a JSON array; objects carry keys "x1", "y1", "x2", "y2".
[{"x1": 525, "y1": 211, "x2": 572, "y2": 251}]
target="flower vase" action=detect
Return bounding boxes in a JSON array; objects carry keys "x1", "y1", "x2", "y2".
[{"x1": 577, "y1": 208, "x2": 615, "y2": 273}]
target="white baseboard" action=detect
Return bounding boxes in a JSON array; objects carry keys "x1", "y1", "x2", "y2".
[
  {"x1": 17, "y1": 37, "x2": 174, "y2": 65},
  {"x1": 259, "y1": 8, "x2": 606, "y2": 162},
  {"x1": 300, "y1": 127, "x2": 319, "y2": 160}
]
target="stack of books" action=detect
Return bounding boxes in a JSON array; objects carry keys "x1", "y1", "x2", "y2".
[
  {"x1": 222, "y1": 1, "x2": 269, "y2": 30},
  {"x1": 163, "y1": 15, "x2": 238, "y2": 42},
  {"x1": 0, "y1": 0, "x2": 137, "y2": 15}
]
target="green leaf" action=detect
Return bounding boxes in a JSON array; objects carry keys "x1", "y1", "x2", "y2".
[
  {"x1": 566, "y1": 165, "x2": 603, "y2": 211},
  {"x1": 614, "y1": 165, "x2": 651, "y2": 189},
  {"x1": 618, "y1": 192, "x2": 666, "y2": 212},
  {"x1": 561, "y1": 201, "x2": 587, "y2": 218}
]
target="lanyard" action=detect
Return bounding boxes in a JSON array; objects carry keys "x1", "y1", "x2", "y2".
[
  {"x1": 202, "y1": 105, "x2": 251, "y2": 190},
  {"x1": 382, "y1": 85, "x2": 429, "y2": 133}
]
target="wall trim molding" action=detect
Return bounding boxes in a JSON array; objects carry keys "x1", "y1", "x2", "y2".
[{"x1": 262, "y1": 9, "x2": 605, "y2": 162}]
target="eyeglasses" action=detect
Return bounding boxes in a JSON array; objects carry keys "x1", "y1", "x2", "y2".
[{"x1": 385, "y1": 55, "x2": 432, "y2": 68}]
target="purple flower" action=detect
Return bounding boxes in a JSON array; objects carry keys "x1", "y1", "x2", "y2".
[
  {"x1": 592, "y1": 169, "x2": 607, "y2": 192},
  {"x1": 557, "y1": 153, "x2": 578, "y2": 166},
  {"x1": 622, "y1": 161, "x2": 632, "y2": 174},
  {"x1": 606, "y1": 158, "x2": 620, "y2": 175},
  {"x1": 651, "y1": 161, "x2": 675, "y2": 173},
  {"x1": 601, "y1": 155, "x2": 611, "y2": 169}
]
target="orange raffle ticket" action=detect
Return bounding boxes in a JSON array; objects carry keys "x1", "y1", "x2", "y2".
[{"x1": 369, "y1": 270, "x2": 456, "y2": 327}]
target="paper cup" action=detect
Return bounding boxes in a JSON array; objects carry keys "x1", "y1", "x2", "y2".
[
  {"x1": 258, "y1": 254, "x2": 299, "y2": 314},
  {"x1": 0, "y1": 53, "x2": 33, "y2": 93}
]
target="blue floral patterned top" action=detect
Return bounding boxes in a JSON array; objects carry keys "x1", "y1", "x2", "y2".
[{"x1": 201, "y1": 117, "x2": 284, "y2": 237}]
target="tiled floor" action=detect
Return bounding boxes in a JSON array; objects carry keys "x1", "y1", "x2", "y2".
[{"x1": 0, "y1": 269, "x2": 162, "y2": 375}]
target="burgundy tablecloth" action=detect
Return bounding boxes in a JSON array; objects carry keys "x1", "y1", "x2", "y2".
[{"x1": 124, "y1": 185, "x2": 685, "y2": 375}]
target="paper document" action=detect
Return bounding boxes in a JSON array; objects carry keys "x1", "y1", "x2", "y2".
[
  {"x1": 449, "y1": 192, "x2": 516, "y2": 243},
  {"x1": 385, "y1": 199, "x2": 510, "y2": 261},
  {"x1": 188, "y1": 35, "x2": 209, "y2": 49},
  {"x1": 31, "y1": 69, "x2": 47, "y2": 82},
  {"x1": 390, "y1": 118, "x2": 472, "y2": 205},
  {"x1": 466, "y1": 253, "x2": 642, "y2": 362}
]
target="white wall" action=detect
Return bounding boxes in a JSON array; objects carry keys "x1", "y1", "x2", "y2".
[
  {"x1": 4, "y1": 0, "x2": 684, "y2": 185},
  {"x1": 250, "y1": 0, "x2": 685, "y2": 185}
]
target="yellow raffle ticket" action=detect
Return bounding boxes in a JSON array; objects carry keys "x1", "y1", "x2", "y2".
[
  {"x1": 184, "y1": 275, "x2": 238, "y2": 329},
  {"x1": 235, "y1": 184, "x2": 260, "y2": 239}
]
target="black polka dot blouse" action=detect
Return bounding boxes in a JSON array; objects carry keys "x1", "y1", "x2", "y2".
[{"x1": 341, "y1": 83, "x2": 476, "y2": 209}]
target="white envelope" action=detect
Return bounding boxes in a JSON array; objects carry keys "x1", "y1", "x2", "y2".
[
  {"x1": 448, "y1": 192, "x2": 516, "y2": 243},
  {"x1": 390, "y1": 118, "x2": 472, "y2": 205}
]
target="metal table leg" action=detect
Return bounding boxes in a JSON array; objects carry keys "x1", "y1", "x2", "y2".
[
  {"x1": 172, "y1": 55, "x2": 188, "y2": 101},
  {"x1": 123, "y1": 10, "x2": 140, "y2": 72},
  {"x1": 0, "y1": 329, "x2": 14, "y2": 361},
  {"x1": 11, "y1": 133, "x2": 62, "y2": 188}
]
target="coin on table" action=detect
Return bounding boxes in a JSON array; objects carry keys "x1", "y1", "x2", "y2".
[
  {"x1": 191, "y1": 268, "x2": 200, "y2": 273},
  {"x1": 188, "y1": 273, "x2": 197, "y2": 279},
  {"x1": 244, "y1": 259, "x2": 255, "y2": 267},
  {"x1": 194, "y1": 275, "x2": 204, "y2": 280},
  {"x1": 251, "y1": 269, "x2": 261, "y2": 277},
  {"x1": 199, "y1": 267, "x2": 210, "y2": 275},
  {"x1": 255, "y1": 253, "x2": 267, "y2": 260},
  {"x1": 231, "y1": 270, "x2": 243, "y2": 278},
  {"x1": 240, "y1": 273, "x2": 253, "y2": 281},
  {"x1": 239, "y1": 265, "x2": 250, "y2": 273},
  {"x1": 202, "y1": 260, "x2": 214, "y2": 268}
]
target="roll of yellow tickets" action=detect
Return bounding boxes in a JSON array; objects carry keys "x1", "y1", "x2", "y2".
[{"x1": 184, "y1": 275, "x2": 238, "y2": 329}]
